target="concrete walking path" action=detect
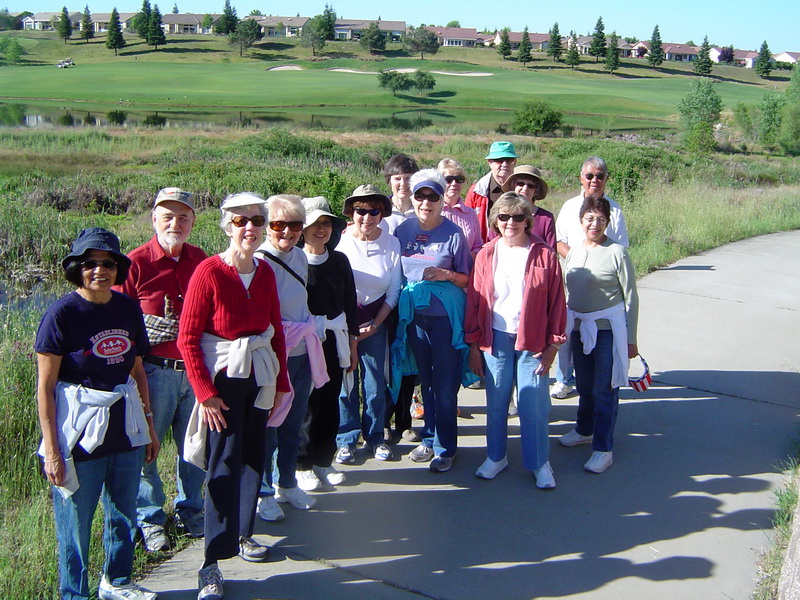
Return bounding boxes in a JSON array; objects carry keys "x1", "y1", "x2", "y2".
[{"x1": 141, "y1": 230, "x2": 800, "y2": 600}]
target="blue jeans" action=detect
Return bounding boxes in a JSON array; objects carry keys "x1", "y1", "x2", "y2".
[
  {"x1": 407, "y1": 314, "x2": 461, "y2": 458},
  {"x1": 483, "y1": 330, "x2": 551, "y2": 470},
  {"x1": 137, "y1": 362, "x2": 205, "y2": 527},
  {"x1": 337, "y1": 323, "x2": 387, "y2": 450},
  {"x1": 571, "y1": 329, "x2": 619, "y2": 452},
  {"x1": 263, "y1": 353, "x2": 313, "y2": 491},
  {"x1": 53, "y1": 447, "x2": 144, "y2": 600},
  {"x1": 554, "y1": 338, "x2": 575, "y2": 386}
]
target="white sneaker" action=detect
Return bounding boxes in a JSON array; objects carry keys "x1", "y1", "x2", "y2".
[
  {"x1": 256, "y1": 495, "x2": 285, "y2": 522},
  {"x1": 550, "y1": 382, "x2": 574, "y2": 399},
  {"x1": 276, "y1": 485, "x2": 316, "y2": 509},
  {"x1": 313, "y1": 465, "x2": 345, "y2": 486},
  {"x1": 475, "y1": 456, "x2": 508, "y2": 480},
  {"x1": 98, "y1": 577, "x2": 157, "y2": 600},
  {"x1": 584, "y1": 451, "x2": 613, "y2": 473},
  {"x1": 559, "y1": 429, "x2": 594, "y2": 447},
  {"x1": 296, "y1": 469, "x2": 322, "y2": 491},
  {"x1": 197, "y1": 563, "x2": 223, "y2": 600},
  {"x1": 534, "y1": 461, "x2": 556, "y2": 489}
]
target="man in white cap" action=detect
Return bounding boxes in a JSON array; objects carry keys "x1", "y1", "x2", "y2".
[{"x1": 116, "y1": 187, "x2": 208, "y2": 551}]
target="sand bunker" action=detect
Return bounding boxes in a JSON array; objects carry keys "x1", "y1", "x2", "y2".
[
  {"x1": 431, "y1": 71, "x2": 493, "y2": 77},
  {"x1": 328, "y1": 68, "x2": 378, "y2": 74},
  {"x1": 268, "y1": 65, "x2": 303, "y2": 71}
]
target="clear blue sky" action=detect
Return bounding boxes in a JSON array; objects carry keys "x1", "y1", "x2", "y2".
[{"x1": 16, "y1": 0, "x2": 797, "y2": 53}]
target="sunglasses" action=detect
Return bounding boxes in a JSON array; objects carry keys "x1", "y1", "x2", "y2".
[
  {"x1": 497, "y1": 213, "x2": 526, "y2": 223},
  {"x1": 583, "y1": 172, "x2": 607, "y2": 181},
  {"x1": 81, "y1": 259, "x2": 118, "y2": 270},
  {"x1": 444, "y1": 175, "x2": 465, "y2": 184},
  {"x1": 269, "y1": 220, "x2": 305, "y2": 232},
  {"x1": 230, "y1": 215, "x2": 266, "y2": 228},
  {"x1": 355, "y1": 207, "x2": 382, "y2": 217},
  {"x1": 489, "y1": 158, "x2": 515, "y2": 164},
  {"x1": 413, "y1": 192, "x2": 441, "y2": 202}
]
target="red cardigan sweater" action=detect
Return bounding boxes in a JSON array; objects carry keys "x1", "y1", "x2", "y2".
[
  {"x1": 465, "y1": 236, "x2": 567, "y2": 353},
  {"x1": 178, "y1": 255, "x2": 290, "y2": 403}
]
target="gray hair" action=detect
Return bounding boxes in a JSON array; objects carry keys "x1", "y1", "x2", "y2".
[
  {"x1": 219, "y1": 192, "x2": 268, "y2": 232},
  {"x1": 266, "y1": 194, "x2": 305, "y2": 222},
  {"x1": 582, "y1": 156, "x2": 608, "y2": 174},
  {"x1": 489, "y1": 192, "x2": 534, "y2": 235},
  {"x1": 437, "y1": 157, "x2": 465, "y2": 177}
]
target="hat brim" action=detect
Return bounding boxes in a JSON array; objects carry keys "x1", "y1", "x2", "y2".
[
  {"x1": 343, "y1": 194, "x2": 392, "y2": 218},
  {"x1": 502, "y1": 174, "x2": 549, "y2": 200}
]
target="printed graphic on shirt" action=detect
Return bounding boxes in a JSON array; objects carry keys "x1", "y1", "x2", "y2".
[{"x1": 87, "y1": 329, "x2": 133, "y2": 365}]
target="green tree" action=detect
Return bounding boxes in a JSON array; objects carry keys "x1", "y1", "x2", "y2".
[
  {"x1": 546, "y1": 22, "x2": 562, "y2": 62},
  {"x1": 216, "y1": 0, "x2": 238, "y2": 35},
  {"x1": 147, "y1": 4, "x2": 166, "y2": 49},
  {"x1": 299, "y1": 14, "x2": 326, "y2": 56},
  {"x1": 684, "y1": 121, "x2": 716, "y2": 154},
  {"x1": 57, "y1": 6, "x2": 73, "y2": 43},
  {"x1": 733, "y1": 102, "x2": 756, "y2": 140},
  {"x1": 757, "y1": 93, "x2": 785, "y2": 149},
  {"x1": 446, "y1": 20, "x2": 460, "y2": 28},
  {"x1": 604, "y1": 31, "x2": 620, "y2": 74},
  {"x1": 5, "y1": 37, "x2": 24, "y2": 63},
  {"x1": 359, "y1": 21, "x2": 385, "y2": 54},
  {"x1": 413, "y1": 70, "x2": 436, "y2": 94},
  {"x1": 517, "y1": 26, "x2": 532, "y2": 65},
  {"x1": 678, "y1": 78, "x2": 722, "y2": 149},
  {"x1": 172, "y1": 3, "x2": 178, "y2": 13},
  {"x1": 754, "y1": 40, "x2": 772, "y2": 78},
  {"x1": 248, "y1": 9, "x2": 262, "y2": 15},
  {"x1": 321, "y1": 4, "x2": 336, "y2": 40},
  {"x1": 647, "y1": 25, "x2": 664, "y2": 67},
  {"x1": 694, "y1": 35, "x2": 712, "y2": 76},
  {"x1": 200, "y1": 13, "x2": 213, "y2": 31},
  {"x1": 777, "y1": 103, "x2": 800, "y2": 155},
  {"x1": 497, "y1": 28, "x2": 511, "y2": 60},
  {"x1": 565, "y1": 31, "x2": 580, "y2": 69},
  {"x1": 131, "y1": 0, "x2": 150, "y2": 37},
  {"x1": 377, "y1": 70, "x2": 413, "y2": 96},
  {"x1": 588, "y1": 16, "x2": 605, "y2": 62},
  {"x1": 402, "y1": 25, "x2": 439, "y2": 59},
  {"x1": 105, "y1": 7, "x2": 125, "y2": 55},
  {"x1": 512, "y1": 99, "x2": 563, "y2": 135},
  {"x1": 79, "y1": 4, "x2": 93, "y2": 42},
  {"x1": 786, "y1": 64, "x2": 800, "y2": 103},
  {"x1": 718, "y1": 45, "x2": 734, "y2": 64},
  {"x1": 228, "y1": 17, "x2": 260, "y2": 56}
]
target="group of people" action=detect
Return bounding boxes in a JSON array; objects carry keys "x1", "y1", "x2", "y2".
[{"x1": 35, "y1": 142, "x2": 639, "y2": 600}]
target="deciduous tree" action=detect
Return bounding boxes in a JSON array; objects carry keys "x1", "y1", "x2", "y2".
[
  {"x1": 588, "y1": 16, "x2": 605, "y2": 62},
  {"x1": 604, "y1": 31, "x2": 620, "y2": 74},
  {"x1": 200, "y1": 13, "x2": 213, "y2": 31},
  {"x1": 359, "y1": 21, "x2": 385, "y2": 54},
  {"x1": 446, "y1": 20, "x2": 460, "y2": 28},
  {"x1": 300, "y1": 14, "x2": 326, "y2": 56},
  {"x1": 413, "y1": 70, "x2": 436, "y2": 94},
  {"x1": 517, "y1": 26, "x2": 532, "y2": 65},
  {"x1": 497, "y1": 27, "x2": 511, "y2": 60},
  {"x1": 105, "y1": 7, "x2": 125, "y2": 55},
  {"x1": 678, "y1": 78, "x2": 722, "y2": 150},
  {"x1": 546, "y1": 22, "x2": 562, "y2": 62},
  {"x1": 754, "y1": 40, "x2": 772, "y2": 78},
  {"x1": 647, "y1": 24, "x2": 664, "y2": 67},
  {"x1": 57, "y1": 6, "x2": 73, "y2": 43},
  {"x1": 5, "y1": 38, "x2": 24, "y2": 63},
  {"x1": 402, "y1": 25, "x2": 439, "y2": 59},
  {"x1": 377, "y1": 70, "x2": 413, "y2": 95},
  {"x1": 228, "y1": 17, "x2": 260, "y2": 56},
  {"x1": 79, "y1": 4, "x2": 93, "y2": 42},
  {"x1": 512, "y1": 99, "x2": 563, "y2": 135},
  {"x1": 565, "y1": 31, "x2": 580, "y2": 69},
  {"x1": 694, "y1": 35, "x2": 712, "y2": 76},
  {"x1": 718, "y1": 45, "x2": 734, "y2": 64}
]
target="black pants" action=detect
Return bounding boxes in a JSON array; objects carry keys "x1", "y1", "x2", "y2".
[
  {"x1": 298, "y1": 333, "x2": 343, "y2": 470},
  {"x1": 204, "y1": 371, "x2": 268, "y2": 565}
]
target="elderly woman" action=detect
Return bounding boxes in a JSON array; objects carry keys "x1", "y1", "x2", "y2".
[
  {"x1": 178, "y1": 193, "x2": 289, "y2": 599},
  {"x1": 465, "y1": 193, "x2": 566, "y2": 488},
  {"x1": 335, "y1": 185, "x2": 403, "y2": 462},
  {"x1": 500, "y1": 165, "x2": 556, "y2": 249},
  {"x1": 295, "y1": 197, "x2": 359, "y2": 490},
  {"x1": 255, "y1": 195, "x2": 327, "y2": 523},
  {"x1": 392, "y1": 169, "x2": 474, "y2": 473},
  {"x1": 437, "y1": 157, "x2": 483, "y2": 256},
  {"x1": 559, "y1": 196, "x2": 639, "y2": 474},
  {"x1": 36, "y1": 227, "x2": 159, "y2": 600}
]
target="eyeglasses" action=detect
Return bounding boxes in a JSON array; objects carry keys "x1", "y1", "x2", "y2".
[
  {"x1": 413, "y1": 192, "x2": 441, "y2": 202},
  {"x1": 81, "y1": 259, "x2": 118, "y2": 270},
  {"x1": 583, "y1": 172, "x2": 607, "y2": 181},
  {"x1": 230, "y1": 215, "x2": 266, "y2": 228},
  {"x1": 444, "y1": 175, "x2": 465, "y2": 184},
  {"x1": 497, "y1": 213, "x2": 526, "y2": 223},
  {"x1": 489, "y1": 158, "x2": 515, "y2": 164},
  {"x1": 269, "y1": 220, "x2": 305, "y2": 232},
  {"x1": 354, "y1": 207, "x2": 382, "y2": 217},
  {"x1": 582, "y1": 215, "x2": 608, "y2": 225}
]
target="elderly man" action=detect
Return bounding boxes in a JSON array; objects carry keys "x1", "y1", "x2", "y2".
[
  {"x1": 117, "y1": 187, "x2": 208, "y2": 551},
  {"x1": 465, "y1": 141, "x2": 518, "y2": 243},
  {"x1": 551, "y1": 157, "x2": 629, "y2": 399}
]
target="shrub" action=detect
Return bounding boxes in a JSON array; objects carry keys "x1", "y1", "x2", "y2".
[{"x1": 512, "y1": 100, "x2": 563, "y2": 136}]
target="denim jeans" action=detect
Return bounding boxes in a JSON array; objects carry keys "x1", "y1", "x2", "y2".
[
  {"x1": 554, "y1": 338, "x2": 575, "y2": 386},
  {"x1": 407, "y1": 314, "x2": 461, "y2": 458},
  {"x1": 263, "y1": 353, "x2": 313, "y2": 491},
  {"x1": 483, "y1": 330, "x2": 551, "y2": 470},
  {"x1": 53, "y1": 447, "x2": 144, "y2": 600},
  {"x1": 337, "y1": 323, "x2": 387, "y2": 450},
  {"x1": 571, "y1": 329, "x2": 620, "y2": 452},
  {"x1": 137, "y1": 362, "x2": 205, "y2": 527}
]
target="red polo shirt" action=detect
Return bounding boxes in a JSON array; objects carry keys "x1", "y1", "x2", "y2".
[{"x1": 115, "y1": 235, "x2": 208, "y2": 360}]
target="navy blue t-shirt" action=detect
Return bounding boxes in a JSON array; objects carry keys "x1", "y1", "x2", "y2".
[{"x1": 35, "y1": 290, "x2": 150, "y2": 459}]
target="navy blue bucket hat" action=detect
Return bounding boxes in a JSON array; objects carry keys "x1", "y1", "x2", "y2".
[{"x1": 61, "y1": 227, "x2": 131, "y2": 270}]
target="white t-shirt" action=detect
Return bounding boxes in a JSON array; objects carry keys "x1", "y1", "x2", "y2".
[
  {"x1": 336, "y1": 227, "x2": 403, "y2": 311},
  {"x1": 491, "y1": 241, "x2": 531, "y2": 334},
  {"x1": 555, "y1": 192, "x2": 629, "y2": 248}
]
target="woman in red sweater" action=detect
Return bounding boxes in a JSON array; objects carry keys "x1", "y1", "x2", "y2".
[{"x1": 178, "y1": 192, "x2": 289, "y2": 600}]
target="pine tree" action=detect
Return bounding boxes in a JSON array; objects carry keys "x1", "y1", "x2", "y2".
[
  {"x1": 57, "y1": 6, "x2": 73, "y2": 43},
  {"x1": 565, "y1": 31, "x2": 580, "y2": 69},
  {"x1": 321, "y1": 4, "x2": 336, "y2": 40},
  {"x1": 547, "y1": 22, "x2": 562, "y2": 62},
  {"x1": 754, "y1": 40, "x2": 772, "y2": 78},
  {"x1": 172, "y1": 3, "x2": 178, "y2": 13},
  {"x1": 5, "y1": 38, "x2": 24, "y2": 64},
  {"x1": 588, "y1": 16, "x2": 605, "y2": 62},
  {"x1": 359, "y1": 21, "x2": 385, "y2": 54},
  {"x1": 105, "y1": 7, "x2": 125, "y2": 55},
  {"x1": 694, "y1": 35, "x2": 712, "y2": 76},
  {"x1": 147, "y1": 4, "x2": 166, "y2": 49},
  {"x1": 216, "y1": 0, "x2": 238, "y2": 35},
  {"x1": 605, "y1": 31, "x2": 620, "y2": 74},
  {"x1": 132, "y1": 0, "x2": 150, "y2": 38},
  {"x1": 229, "y1": 17, "x2": 260, "y2": 56},
  {"x1": 517, "y1": 26, "x2": 532, "y2": 65},
  {"x1": 647, "y1": 24, "x2": 664, "y2": 67},
  {"x1": 79, "y1": 4, "x2": 93, "y2": 42},
  {"x1": 497, "y1": 28, "x2": 511, "y2": 60}
]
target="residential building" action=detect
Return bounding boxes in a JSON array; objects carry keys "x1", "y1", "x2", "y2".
[
  {"x1": 161, "y1": 13, "x2": 219, "y2": 34},
  {"x1": 424, "y1": 26, "x2": 481, "y2": 47},
  {"x1": 89, "y1": 12, "x2": 136, "y2": 32},
  {"x1": 252, "y1": 15, "x2": 308, "y2": 37},
  {"x1": 773, "y1": 51, "x2": 800, "y2": 64},
  {"x1": 663, "y1": 43, "x2": 698, "y2": 62},
  {"x1": 491, "y1": 30, "x2": 550, "y2": 51},
  {"x1": 333, "y1": 18, "x2": 406, "y2": 42},
  {"x1": 22, "y1": 11, "x2": 81, "y2": 30}
]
